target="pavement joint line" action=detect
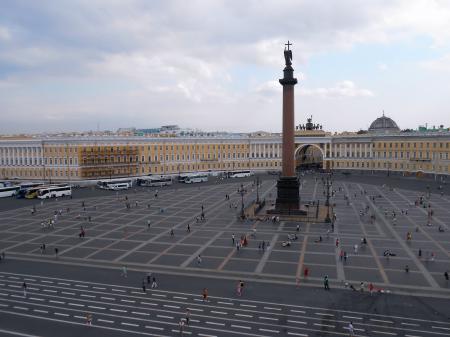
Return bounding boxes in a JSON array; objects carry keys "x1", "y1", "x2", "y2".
[
  {"x1": 254, "y1": 233, "x2": 279, "y2": 274},
  {"x1": 0, "y1": 328, "x2": 42, "y2": 337}
]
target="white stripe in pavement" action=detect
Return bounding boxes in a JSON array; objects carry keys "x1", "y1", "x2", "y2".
[
  {"x1": 371, "y1": 331, "x2": 397, "y2": 335},
  {"x1": 54, "y1": 312, "x2": 69, "y2": 317},
  {"x1": 315, "y1": 312, "x2": 334, "y2": 317},
  {"x1": 49, "y1": 300, "x2": 65, "y2": 305},
  {"x1": 198, "y1": 334, "x2": 217, "y2": 337},
  {"x1": 194, "y1": 299, "x2": 203, "y2": 302},
  {"x1": 211, "y1": 311, "x2": 227, "y2": 315},
  {"x1": 401, "y1": 322, "x2": 420, "y2": 327},
  {"x1": 121, "y1": 322, "x2": 139, "y2": 327},
  {"x1": 370, "y1": 319, "x2": 394, "y2": 324},
  {"x1": 240, "y1": 304, "x2": 256, "y2": 308},
  {"x1": 0, "y1": 303, "x2": 7, "y2": 307},
  {"x1": 157, "y1": 315, "x2": 174, "y2": 320},
  {"x1": 0, "y1": 283, "x2": 4, "y2": 286},
  {"x1": 343, "y1": 327, "x2": 365, "y2": 332},
  {"x1": 93, "y1": 286, "x2": 106, "y2": 290},
  {"x1": 11, "y1": 295, "x2": 24, "y2": 299},
  {"x1": 259, "y1": 316, "x2": 277, "y2": 321},
  {"x1": 433, "y1": 326, "x2": 450, "y2": 330},
  {"x1": 74, "y1": 284, "x2": 88, "y2": 288},
  {"x1": 206, "y1": 321, "x2": 225, "y2": 326},
  {"x1": 112, "y1": 288, "x2": 126, "y2": 293},
  {"x1": 74, "y1": 316, "x2": 85, "y2": 319},
  {"x1": 152, "y1": 294, "x2": 166, "y2": 298},
  {"x1": 264, "y1": 306, "x2": 281, "y2": 311},
  {"x1": 40, "y1": 280, "x2": 53, "y2": 284},
  {"x1": 98, "y1": 319, "x2": 114, "y2": 323},
  {"x1": 13, "y1": 306, "x2": 28, "y2": 310},
  {"x1": 174, "y1": 296, "x2": 187, "y2": 300},
  {"x1": 43, "y1": 289, "x2": 56, "y2": 293},
  {"x1": 110, "y1": 308, "x2": 127, "y2": 313},
  {"x1": 24, "y1": 278, "x2": 36, "y2": 282},
  {"x1": 57, "y1": 282, "x2": 70, "y2": 286},
  {"x1": 131, "y1": 291, "x2": 143, "y2": 295},
  {"x1": 187, "y1": 308, "x2": 203, "y2": 312},
  {"x1": 171, "y1": 330, "x2": 191, "y2": 335},
  {"x1": 290, "y1": 309, "x2": 305, "y2": 314},
  {"x1": 8, "y1": 276, "x2": 20, "y2": 280},
  {"x1": 132, "y1": 311, "x2": 149, "y2": 316},
  {"x1": 0, "y1": 328, "x2": 41, "y2": 337},
  {"x1": 231, "y1": 325, "x2": 251, "y2": 330},
  {"x1": 141, "y1": 302, "x2": 157, "y2": 306},
  {"x1": 0, "y1": 292, "x2": 7, "y2": 296},
  {"x1": 101, "y1": 296, "x2": 115, "y2": 301},
  {"x1": 287, "y1": 332, "x2": 308, "y2": 337},
  {"x1": 217, "y1": 301, "x2": 233, "y2": 305},
  {"x1": 343, "y1": 315, "x2": 362, "y2": 320},
  {"x1": 145, "y1": 326, "x2": 164, "y2": 331},
  {"x1": 405, "y1": 335, "x2": 421, "y2": 337},
  {"x1": 88, "y1": 306, "x2": 105, "y2": 310},
  {"x1": 61, "y1": 292, "x2": 75, "y2": 295},
  {"x1": 68, "y1": 303, "x2": 84, "y2": 307},
  {"x1": 80, "y1": 294, "x2": 95, "y2": 298},
  {"x1": 287, "y1": 320, "x2": 307, "y2": 325},
  {"x1": 190, "y1": 319, "x2": 200, "y2": 323},
  {"x1": 9, "y1": 285, "x2": 20, "y2": 288},
  {"x1": 314, "y1": 323, "x2": 335, "y2": 328},
  {"x1": 163, "y1": 305, "x2": 180, "y2": 309},
  {"x1": 33, "y1": 309, "x2": 48, "y2": 314},
  {"x1": 235, "y1": 313, "x2": 253, "y2": 318},
  {"x1": 121, "y1": 299, "x2": 135, "y2": 303},
  {"x1": 28, "y1": 288, "x2": 38, "y2": 291},
  {"x1": 259, "y1": 328, "x2": 279, "y2": 333}
]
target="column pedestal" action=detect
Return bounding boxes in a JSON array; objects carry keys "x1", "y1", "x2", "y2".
[{"x1": 274, "y1": 176, "x2": 305, "y2": 214}]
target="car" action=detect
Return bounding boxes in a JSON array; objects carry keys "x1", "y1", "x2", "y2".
[{"x1": 267, "y1": 170, "x2": 280, "y2": 175}]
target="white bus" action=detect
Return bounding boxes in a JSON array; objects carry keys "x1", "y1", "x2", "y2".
[
  {"x1": 0, "y1": 185, "x2": 20, "y2": 198},
  {"x1": 37, "y1": 185, "x2": 72, "y2": 199},
  {"x1": 97, "y1": 178, "x2": 133, "y2": 190},
  {"x1": 137, "y1": 176, "x2": 172, "y2": 187},
  {"x1": 228, "y1": 170, "x2": 253, "y2": 178},
  {"x1": 178, "y1": 173, "x2": 192, "y2": 183},
  {"x1": 184, "y1": 173, "x2": 208, "y2": 184}
]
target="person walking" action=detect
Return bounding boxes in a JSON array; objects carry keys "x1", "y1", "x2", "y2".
[
  {"x1": 304, "y1": 267, "x2": 309, "y2": 279},
  {"x1": 185, "y1": 309, "x2": 190, "y2": 326},
  {"x1": 445, "y1": 271, "x2": 449, "y2": 281},
  {"x1": 202, "y1": 288, "x2": 208, "y2": 302},
  {"x1": 405, "y1": 265, "x2": 409, "y2": 273},
  {"x1": 324, "y1": 275, "x2": 330, "y2": 290},
  {"x1": 170, "y1": 229, "x2": 174, "y2": 237},
  {"x1": 353, "y1": 244, "x2": 358, "y2": 254},
  {"x1": 197, "y1": 255, "x2": 202, "y2": 265},
  {"x1": 151, "y1": 276, "x2": 158, "y2": 289},
  {"x1": 54, "y1": 247, "x2": 58, "y2": 258},
  {"x1": 418, "y1": 248, "x2": 422, "y2": 258},
  {"x1": 86, "y1": 312, "x2": 92, "y2": 326},
  {"x1": 147, "y1": 220, "x2": 151, "y2": 229},
  {"x1": 142, "y1": 280, "x2": 146, "y2": 293},
  {"x1": 348, "y1": 321, "x2": 355, "y2": 337},
  {"x1": 121, "y1": 265, "x2": 127, "y2": 278},
  {"x1": 147, "y1": 272, "x2": 152, "y2": 284},
  {"x1": 236, "y1": 282, "x2": 242, "y2": 296},
  {"x1": 179, "y1": 319, "x2": 185, "y2": 335},
  {"x1": 232, "y1": 234, "x2": 235, "y2": 245},
  {"x1": 22, "y1": 282, "x2": 27, "y2": 297},
  {"x1": 187, "y1": 224, "x2": 191, "y2": 233}
]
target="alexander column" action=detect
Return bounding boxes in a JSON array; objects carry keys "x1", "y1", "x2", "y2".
[{"x1": 275, "y1": 41, "x2": 300, "y2": 212}]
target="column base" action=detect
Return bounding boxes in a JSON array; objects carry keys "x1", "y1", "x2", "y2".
[{"x1": 274, "y1": 176, "x2": 304, "y2": 214}]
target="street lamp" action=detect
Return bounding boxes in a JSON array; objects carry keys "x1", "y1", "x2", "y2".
[{"x1": 238, "y1": 183, "x2": 246, "y2": 219}]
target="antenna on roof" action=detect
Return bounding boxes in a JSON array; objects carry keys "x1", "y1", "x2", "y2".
[{"x1": 382, "y1": 110, "x2": 385, "y2": 117}]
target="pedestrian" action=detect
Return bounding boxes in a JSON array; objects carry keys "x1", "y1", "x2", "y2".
[
  {"x1": 339, "y1": 250, "x2": 344, "y2": 261},
  {"x1": 348, "y1": 321, "x2": 355, "y2": 337},
  {"x1": 405, "y1": 265, "x2": 409, "y2": 273},
  {"x1": 445, "y1": 271, "x2": 449, "y2": 281},
  {"x1": 121, "y1": 265, "x2": 127, "y2": 278},
  {"x1": 239, "y1": 280, "x2": 244, "y2": 295},
  {"x1": 202, "y1": 288, "x2": 208, "y2": 302},
  {"x1": 142, "y1": 280, "x2": 146, "y2": 293},
  {"x1": 54, "y1": 247, "x2": 58, "y2": 258},
  {"x1": 151, "y1": 276, "x2": 158, "y2": 288},
  {"x1": 335, "y1": 238, "x2": 339, "y2": 247},
  {"x1": 147, "y1": 220, "x2": 151, "y2": 229},
  {"x1": 147, "y1": 272, "x2": 151, "y2": 284},
  {"x1": 296, "y1": 224, "x2": 300, "y2": 232},
  {"x1": 86, "y1": 312, "x2": 92, "y2": 326},
  {"x1": 418, "y1": 248, "x2": 422, "y2": 258},
  {"x1": 22, "y1": 282, "x2": 27, "y2": 297},
  {"x1": 343, "y1": 251, "x2": 348, "y2": 262},
  {"x1": 324, "y1": 275, "x2": 330, "y2": 290},
  {"x1": 353, "y1": 244, "x2": 358, "y2": 254},
  {"x1": 237, "y1": 282, "x2": 242, "y2": 296},
  {"x1": 368, "y1": 282, "x2": 374, "y2": 295},
  {"x1": 232, "y1": 234, "x2": 235, "y2": 245},
  {"x1": 170, "y1": 229, "x2": 174, "y2": 237},
  {"x1": 185, "y1": 309, "x2": 190, "y2": 326},
  {"x1": 197, "y1": 255, "x2": 202, "y2": 265},
  {"x1": 179, "y1": 319, "x2": 185, "y2": 335},
  {"x1": 262, "y1": 241, "x2": 266, "y2": 251},
  {"x1": 303, "y1": 266, "x2": 309, "y2": 279},
  {"x1": 187, "y1": 224, "x2": 191, "y2": 233}
]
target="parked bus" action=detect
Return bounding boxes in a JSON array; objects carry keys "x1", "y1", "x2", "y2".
[
  {"x1": 25, "y1": 187, "x2": 43, "y2": 199},
  {"x1": 16, "y1": 183, "x2": 44, "y2": 199},
  {"x1": 178, "y1": 173, "x2": 192, "y2": 183},
  {"x1": 228, "y1": 170, "x2": 253, "y2": 178},
  {"x1": 0, "y1": 185, "x2": 20, "y2": 198},
  {"x1": 37, "y1": 185, "x2": 72, "y2": 199},
  {"x1": 97, "y1": 178, "x2": 133, "y2": 190},
  {"x1": 137, "y1": 176, "x2": 172, "y2": 187},
  {"x1": 184, "y1": 173, "x2": 208, "y2": 184}
]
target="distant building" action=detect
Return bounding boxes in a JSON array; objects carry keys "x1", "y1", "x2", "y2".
[{"x1": 0, "y1": 116, "x2": 449, "y2": 181}]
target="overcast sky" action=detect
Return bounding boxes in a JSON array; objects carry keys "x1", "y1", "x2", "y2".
[{"x1": 1, "y1": 0, "x2": 450, "y2": 134}]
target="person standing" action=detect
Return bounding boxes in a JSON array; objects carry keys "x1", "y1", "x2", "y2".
[
  {"x1": 121, "y1": 265, "x2": 127, "y2": 278},
  {"x1": 151, "y1": 276, "x2": 158, "y2": 289},
  {"x1": 445, "y1": 271, "x2": 449, "y2": 281},
  {"x1": 324, "y1": 275, "x2": 330, "y2": 290},
  {"x1": 232, "y1": 234, "x2": 235, "y2": 245},
  {"x1": 405, "y1": 265, "x2": 409, "y2": 273},
  {"x1": 202, "y1": 288, "x2": 208, "y2": 302},
  {"x1": 142, "y1": 280, "x2": 146, "y2": 293},
  {"x1": 170, "y1": 229, "x2": 174, "y2": 237},
  {"x1": 197, "y1": 255, "x2": 202, "y2": 265},
  {"x1": 304, "y1": 267, "x2": 309, "y2": 279},
  {"x1": 22, "y1": 282, "x2": 27, "y2": 297},
  {"x1": 54, "y1": 247, "x2": 58, "y2": 258},
  {"x1": 348, "y1": 321, "x2": 355, "y2": 337},
  {"x1": 86, "y1": 312, "x2": 92, "y2": 326},
  {"x1": 147, "y1": 272, "x2": 152, "y2": 284},
  {"x1": 187, "y1": 224, "x2": 191, "y2": 233}
]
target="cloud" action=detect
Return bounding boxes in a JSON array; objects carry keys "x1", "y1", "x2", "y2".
[
  {"x1": 0, "y1": 26, "x2": 11, "y2": 41},
  {"x1": 301, "y1": 81, "x2": 374, "y2": 98},
  {"x1": 378, "y1": 63, "x2": 388, "y2": 71},
  {"x1": 420, "y1": 54, "x2": 450, "y2": 72}
]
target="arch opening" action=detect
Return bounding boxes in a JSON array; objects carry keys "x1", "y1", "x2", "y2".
[{"x1": 295, "y1": 144, "x2": 324, "y2": 171}]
